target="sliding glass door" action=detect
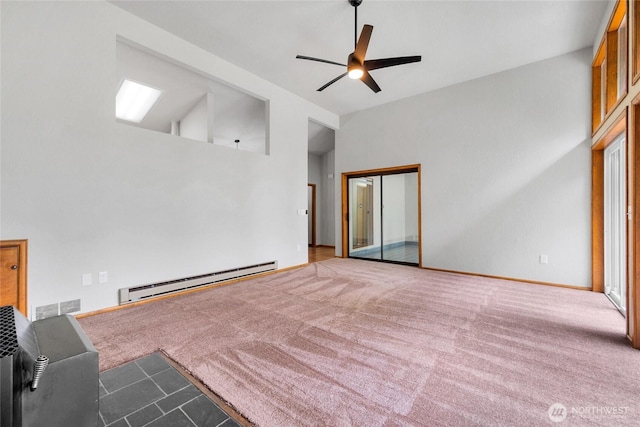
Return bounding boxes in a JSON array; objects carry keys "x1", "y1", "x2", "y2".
[
  {"x1": 604, "y1": 135, "x2": 626, "y2": 314},
  {"x1": 347, "y1": 169, "x2": 419, "y2": 265}
]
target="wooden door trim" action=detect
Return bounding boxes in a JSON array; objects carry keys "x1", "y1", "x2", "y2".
[
  {"x1": 592, "y1": 149, "x2": 605, "y2": 293},
  {"x1": 1, "y1": 239, "x2": 28, "y2": 316},
  {"x1": 341, "y1": 164, "x2": 422, "y2": 267},
  {"x1": 308, "y1": 183, "x2": 317, "y2": 247},
  {"x1": 341, "y1": 173, "x2": 348, "y2": 258}
]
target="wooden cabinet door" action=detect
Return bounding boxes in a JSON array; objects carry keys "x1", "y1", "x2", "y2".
[{"x1": 0, "y1": 240, "x2": 27, "y2": 316}]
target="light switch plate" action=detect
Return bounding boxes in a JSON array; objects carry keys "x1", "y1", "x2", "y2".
[
  {"x1": 82, "y1": 273, "x2": 92, "y2": 286},
  {"x1": 99, "y1": 271, "x2": 108, "y2": 284}
]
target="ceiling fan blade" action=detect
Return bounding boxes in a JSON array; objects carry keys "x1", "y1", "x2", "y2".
[
  {"x1": 296, "y1": 55, "x2": 346, "y2": 67},
  {"x1": 353, "y1": 24, "x2": 373, "y2": 63},
  {"x1": 317, "y1": 72, "x2": 348, "y2": 91},
  {"x1": 364, "y1": 56, "x2": 422, "y2": 71},
  {"x1": 361, "y1": 70, "x2": 381, "y2": 93}
]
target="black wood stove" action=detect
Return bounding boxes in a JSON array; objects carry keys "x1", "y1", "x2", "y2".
[{"x1": 0, "y1": 305, "x2": 99, "y2": 426}]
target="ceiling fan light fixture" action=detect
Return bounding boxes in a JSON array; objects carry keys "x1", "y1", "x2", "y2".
[
  {"x1": 347, "y1": 52, "x2": 364, "y2": 79},
  {"x1": 348, "y1": 67, "x2": 364, "y2": 79}
]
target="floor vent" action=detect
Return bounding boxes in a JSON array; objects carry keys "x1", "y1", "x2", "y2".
[{"x1": 118, "y1": 261, "x2": 277, "y2": 305}]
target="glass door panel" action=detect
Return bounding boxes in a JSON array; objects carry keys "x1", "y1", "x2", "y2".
[
  {"x1": 348, "y1": 176, "x2": 381, "y2": 260},
  {"x1": 382, "y1": 172, "x2": 419, "y2": 264},
  {"x1": 348, "y1": 171, "x2": 419, "y2": 266},
  {"x1": 604, "y1": 135, "x2": 626, "y2": 314}
]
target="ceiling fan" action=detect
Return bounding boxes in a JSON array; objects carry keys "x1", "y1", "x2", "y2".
[{"x1": 296, "y1": 0, "x2": 421, "y2": 93}]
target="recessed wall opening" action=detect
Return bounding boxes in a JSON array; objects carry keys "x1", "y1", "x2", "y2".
[
  {"x1": 307, "y1": 120, "x2": 336, "y2": 250},
  {"x1": 116, "y1": 38, "x2": 268, "y2": 154}
]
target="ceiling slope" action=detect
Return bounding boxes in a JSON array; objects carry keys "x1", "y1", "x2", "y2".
[{"x1": 111, "y1": 0, "x2": 608, "y2": 116}]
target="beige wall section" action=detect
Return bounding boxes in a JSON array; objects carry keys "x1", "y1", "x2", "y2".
[
  {"x1": 0, "y1": 2, "x2": 338, "y2": 316},
  {"x1": 336, "y1": 49, "x2": 593, "y2": 287}
]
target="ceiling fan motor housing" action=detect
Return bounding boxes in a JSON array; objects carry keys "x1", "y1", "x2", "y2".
[{"x1": 347, "y1": 53, "x2": 361, "y2": 71}]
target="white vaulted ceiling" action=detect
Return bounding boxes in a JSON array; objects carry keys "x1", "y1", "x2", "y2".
[{"x1": 111, "y1": 0, "x2": 608, "y2": 117}]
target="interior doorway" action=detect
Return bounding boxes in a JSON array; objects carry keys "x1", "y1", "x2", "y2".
[{"x1": 342, "y1": 165, "x2": 421, "y2": 266}]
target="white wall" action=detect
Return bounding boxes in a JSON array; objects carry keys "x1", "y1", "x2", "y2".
[
  {"x1": 308, "y1": 150, "x2": 336, "y2": 247},
  {"x1": 0, "y1": 1, "x2": 338, "y2": 316},
  {"x1": 308, "y1": 153, "x2": 322, "y2": 244},
  {"x1": 321, "y1": 150, "x2": 336, "y2": 246},
  {"x1": 404, "y1": 173, "x2": 419, "y2": 243},
  {"x1": 179, "y1": 94, "x2": 208, "y2": 142},
  {"x1": 308, "y1": 154, "x2": 323, "y2": 190},
  {"x1": 336, "y1": 48, "x2": 593, "y2": 287}
]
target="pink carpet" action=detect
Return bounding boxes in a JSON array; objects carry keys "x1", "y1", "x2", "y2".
[{"x1": 79, "y1": 258, "x2": 640, "y2": 426}]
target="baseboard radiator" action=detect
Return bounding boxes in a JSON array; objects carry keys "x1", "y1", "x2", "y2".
[{"x1": 118, "y1": 260, "x2": 277, "y2": 305}]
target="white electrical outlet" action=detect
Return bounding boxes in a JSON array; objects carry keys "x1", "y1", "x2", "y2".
[
  {"x1": 98, "y1": 271, "x2": 108, "y2": 284},
  {"x1": 540, "y1": 254, "x2": 549, "y2": 264}
]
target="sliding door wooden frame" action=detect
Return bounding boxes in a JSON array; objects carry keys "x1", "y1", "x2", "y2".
[{"x1": 341, "y1": 164, "x2": 422, "y2": 267}]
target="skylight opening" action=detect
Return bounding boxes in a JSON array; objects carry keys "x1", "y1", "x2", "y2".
[{"x1": 115, "y1": 79, "x2": 163, "y2": 123}]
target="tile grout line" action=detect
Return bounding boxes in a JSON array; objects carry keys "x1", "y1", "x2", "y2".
[
  {"x1": 123, "y1": 375, "x2": 199, "y2": 426},
  {"x1": 101, "y1": 371, "x2": 157, "y2": 396},
  {"x1": 123, "y1": 402, "x2": 162, "y2": 426},
  {"x1": 178, "y1": 406, "x2": 200, "y2": 427},
  {"x1": 101, "y1": 357, "x2": 171, "y2": 426},
  {"x1": 100, "y1": 353, "x2": 244, "y2": 427}
]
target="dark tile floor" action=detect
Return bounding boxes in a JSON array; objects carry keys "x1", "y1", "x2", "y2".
[{"x1": 99, "y1": 352, "x2": 243, "y2": 427}]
